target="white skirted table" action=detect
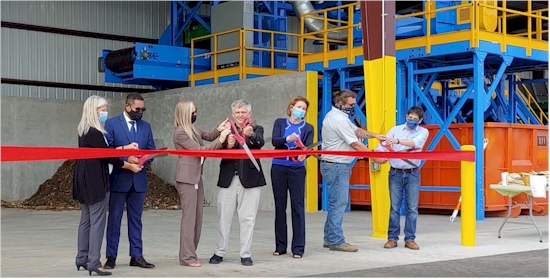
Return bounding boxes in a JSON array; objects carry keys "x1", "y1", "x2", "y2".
[{"x1": 489, "y1": 184, "x2": 549, "y2": 243}]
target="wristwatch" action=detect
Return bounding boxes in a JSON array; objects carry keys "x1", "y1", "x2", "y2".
[{"x1": 397, "y1": 139, "x2": 400, "y2": 144}]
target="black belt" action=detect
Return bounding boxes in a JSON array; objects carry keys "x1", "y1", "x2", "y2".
[{"x1": 391, "y1": 167, "x2": 418, "y2": 173}]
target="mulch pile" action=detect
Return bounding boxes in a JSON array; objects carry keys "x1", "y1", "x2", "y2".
[{"x1": 1, "y1": 160, "x2": 181, "y2": 211}]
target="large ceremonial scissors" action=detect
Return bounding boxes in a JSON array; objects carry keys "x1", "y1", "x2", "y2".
[
  {"x1": 380, "y1": 142, "x2": 420, "y2": 168},
  {"x1": 290, "y1": 138, "x2": 322, "y2": 162},
  {"x1": 227, "y1": 117, "x2": 261, "y2": 172},
  {"x1": 136, "y1": 147, "x2": 169, "y2": 167}
]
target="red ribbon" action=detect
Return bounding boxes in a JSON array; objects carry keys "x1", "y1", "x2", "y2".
[{"x1": 1, "y1": 145, "x2": 475, "y2": 162}]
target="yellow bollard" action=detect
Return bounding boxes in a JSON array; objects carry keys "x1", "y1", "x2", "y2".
[{"x1": 460, "y1": 145, "x2": 476, "y2": 246}]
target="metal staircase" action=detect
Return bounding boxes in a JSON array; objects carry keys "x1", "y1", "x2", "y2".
[{"x1": 515, "y1": 76, "x2": 549, "y2": 124}]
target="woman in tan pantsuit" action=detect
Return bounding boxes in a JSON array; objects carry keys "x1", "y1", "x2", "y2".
[{"x1": 173, "y1": 100, "x2": 232, "y2": 267}]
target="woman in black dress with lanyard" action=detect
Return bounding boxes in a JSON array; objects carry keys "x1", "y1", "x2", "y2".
[{"x1": 73, "y1": 95, "x2": 142, "y2": 276}]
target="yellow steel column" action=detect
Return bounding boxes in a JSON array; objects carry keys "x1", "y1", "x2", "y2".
[
  {"x1": 361, "y1": 0, "x2": 397, "y2": 238},
  {"x1": 305, "y1": 71, "x2": 319, "y2": 212},
  {"x1": 460, "y1": 145, "x2": 476, "y2": 246}
]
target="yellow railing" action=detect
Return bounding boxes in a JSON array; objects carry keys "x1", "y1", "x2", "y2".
[
  {"x1": 189, "y1": 28, "x2": 301, "y2": 86},
  {"x1": 395, "y1": 1, "x2": 548, "y2": 54},
  {"x1": 491, "y1": 3, "x2": 549, "y2": 54},
  {"x1": 298, "y1": 2, "x2": 361, "y2": 70},
  {"x1": 497, "y1": 8, "x2": 549, "y2": 40},
  {"x1": 515, "y1": 76, "x2": 548, "y2": 124},
  {"x1": 395, "y1": 1, "x2": 475, "y2": 54},
  {"x1": 298, "y1": 1, "x2": 548, "y2": 66}
]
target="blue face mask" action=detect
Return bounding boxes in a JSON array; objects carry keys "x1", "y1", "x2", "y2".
[
  {"x1": 292, "y1": 108, "x2": 306, "y2": 120},
  {"x1": 98, "y1": 111, "x2": 108, "y2": 123},
  {"x1": 406, "y1": 118, "x2": 419, "y2": 130}
]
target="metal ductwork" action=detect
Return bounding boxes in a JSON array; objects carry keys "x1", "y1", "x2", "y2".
[{"x1": 291, "y1": 0, "x2": 348, "y2": 41}]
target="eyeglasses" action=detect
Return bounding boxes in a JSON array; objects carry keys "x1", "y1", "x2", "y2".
[{"x1": 129, "y1": 106, "x2": 146, "y2": 112}]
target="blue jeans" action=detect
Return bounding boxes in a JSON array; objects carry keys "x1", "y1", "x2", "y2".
[
  {"x1": 320, "y1": 161, "x2": 351, "y2": 247},
  {"x1": 388, "y1": 168, "x2": 420, "y2": 242}
]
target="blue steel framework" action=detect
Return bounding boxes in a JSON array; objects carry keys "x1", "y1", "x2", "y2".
[
  {"x1": 303, "y1": 5, "x2": 549, "y2": 219},
  {"x1": 167, "y1": 1, "x2": 211, "y2": 47}
]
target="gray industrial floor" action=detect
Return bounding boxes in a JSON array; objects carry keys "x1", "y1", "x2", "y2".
[
  {"x1": 305, "y1": 249, "x2": 549, "y2": 277},
  {"x1": 1, "y1": 206, "x2": 548, "y2": 277}
]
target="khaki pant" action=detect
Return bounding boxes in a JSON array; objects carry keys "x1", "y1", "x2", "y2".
[
  {"x1": 175, "y1": 179, "x2": 204, "y2": 265},
  {"x1": 214, "y1": 175, "x2": 261, "y2": 258}
]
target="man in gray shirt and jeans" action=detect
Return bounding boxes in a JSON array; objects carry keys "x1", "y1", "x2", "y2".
[{"x1": 320, "y1": 89, "x2": 386, "y2": 252}]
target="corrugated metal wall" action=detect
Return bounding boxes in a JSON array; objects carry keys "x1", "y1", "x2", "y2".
[
  {"x1": 1, "y1": 1, "x2": 169, "y2": 38},
  {"x1": 1, "y1": 1, "x2": 170, "y2": 100}
]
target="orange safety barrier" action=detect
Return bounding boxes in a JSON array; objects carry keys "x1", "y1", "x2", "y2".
[{"x1": 348, "y1": 123, "x2": 549, "y2": 217}]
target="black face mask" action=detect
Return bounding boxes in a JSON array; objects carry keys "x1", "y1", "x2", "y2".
[
  {"x1": 191, "y1": 115, "x2": 197, "y2": 124},
  {"x1": 127, "y1": 109, "x2": 143, "y2": 121}
]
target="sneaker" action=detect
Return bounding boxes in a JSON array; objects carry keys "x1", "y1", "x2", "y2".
[{"x1": 329, "y1": 243, "x2": 358, "y2": 252}]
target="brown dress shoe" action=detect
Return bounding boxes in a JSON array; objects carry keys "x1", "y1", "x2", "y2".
[
  {"x1": 383, "y1": 240, "x2": 397, "y2": 249},
  {"x1": 405, "y1": 240, "x2": 420, "y2": 250}
]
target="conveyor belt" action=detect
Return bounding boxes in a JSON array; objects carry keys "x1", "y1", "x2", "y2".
[{"x1": 105, "y1": 47, "x2": 135, "y2": 74}]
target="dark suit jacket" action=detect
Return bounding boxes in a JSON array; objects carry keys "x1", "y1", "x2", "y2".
[
  {"x1": 173, "y1": 126, "x2": 222, "y2": 185},
  {"x1": 104, "y1": 113, "x2": 156, "y2": 193},
  {"x1": 217, "y1": 125, "x2": 266, "y2": 188},
  {"x1": 271, "y1": 117, "x2": 314, "y2": 160},
  {"x1": 73, "y1": 127, "x2": 125, "y2": 205}
]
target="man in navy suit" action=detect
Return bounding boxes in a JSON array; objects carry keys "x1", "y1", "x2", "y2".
[{"x1": 104, "y1": 93, "x2": 156, "y2": 269}]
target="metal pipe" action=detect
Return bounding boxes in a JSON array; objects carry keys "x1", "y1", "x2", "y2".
[{"x1": 291, "y1": 0, "x2": 348, "y2": 40}]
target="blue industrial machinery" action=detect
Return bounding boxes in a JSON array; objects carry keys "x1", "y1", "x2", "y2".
[
  {"x1": 98, "y1": 1, "x2": 429, "y2": 90},
  {"x1": 100, "y1": 1, "x2": 303, "y2": 90},
  {"x1": 100, "y1": 43, "x2": 210, "y2": 90},
  {"x1": 100, "y1": 0, "x2": 367, "y2": 89}
]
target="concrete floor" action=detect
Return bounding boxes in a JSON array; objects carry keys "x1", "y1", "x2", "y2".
[
  {"x1": 1, "y1": 207, "x2": 548, "y2": 277},
  {"x1": 307, "y1": 249, "x2": 549, "y2": 277}
]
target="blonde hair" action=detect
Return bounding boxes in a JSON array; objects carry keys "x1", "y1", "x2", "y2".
[
  {"x1": 174, "y1": 100, "x2": 201, "y2": 142},
  {"x1": 77, "y1": 95, "x2": 108, "y2": 137}
]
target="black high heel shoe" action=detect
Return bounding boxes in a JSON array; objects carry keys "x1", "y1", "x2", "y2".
[
  {"x1": 88, "y1": 268, "x2": 112, "y2": 276},
  {"x1": 76, "y1": 263, "x2": 88, "y2": 271}
]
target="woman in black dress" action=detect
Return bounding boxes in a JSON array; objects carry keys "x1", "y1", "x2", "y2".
[{"x1": 73, "y1": 95, "x2": 142, "y2": 276}]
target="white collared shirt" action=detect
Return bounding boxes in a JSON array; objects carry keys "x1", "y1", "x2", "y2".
[{"x1": 123, "y1": 112, "x2": 137, "y2": 132}]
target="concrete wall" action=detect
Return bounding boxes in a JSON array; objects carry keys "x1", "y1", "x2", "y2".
[
  {"x1": 1, "y1": 96, "x2": 84, "y2": 200},
  {"x1": 108, "y1": 72, "x2": 309, "y2": 211}
]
